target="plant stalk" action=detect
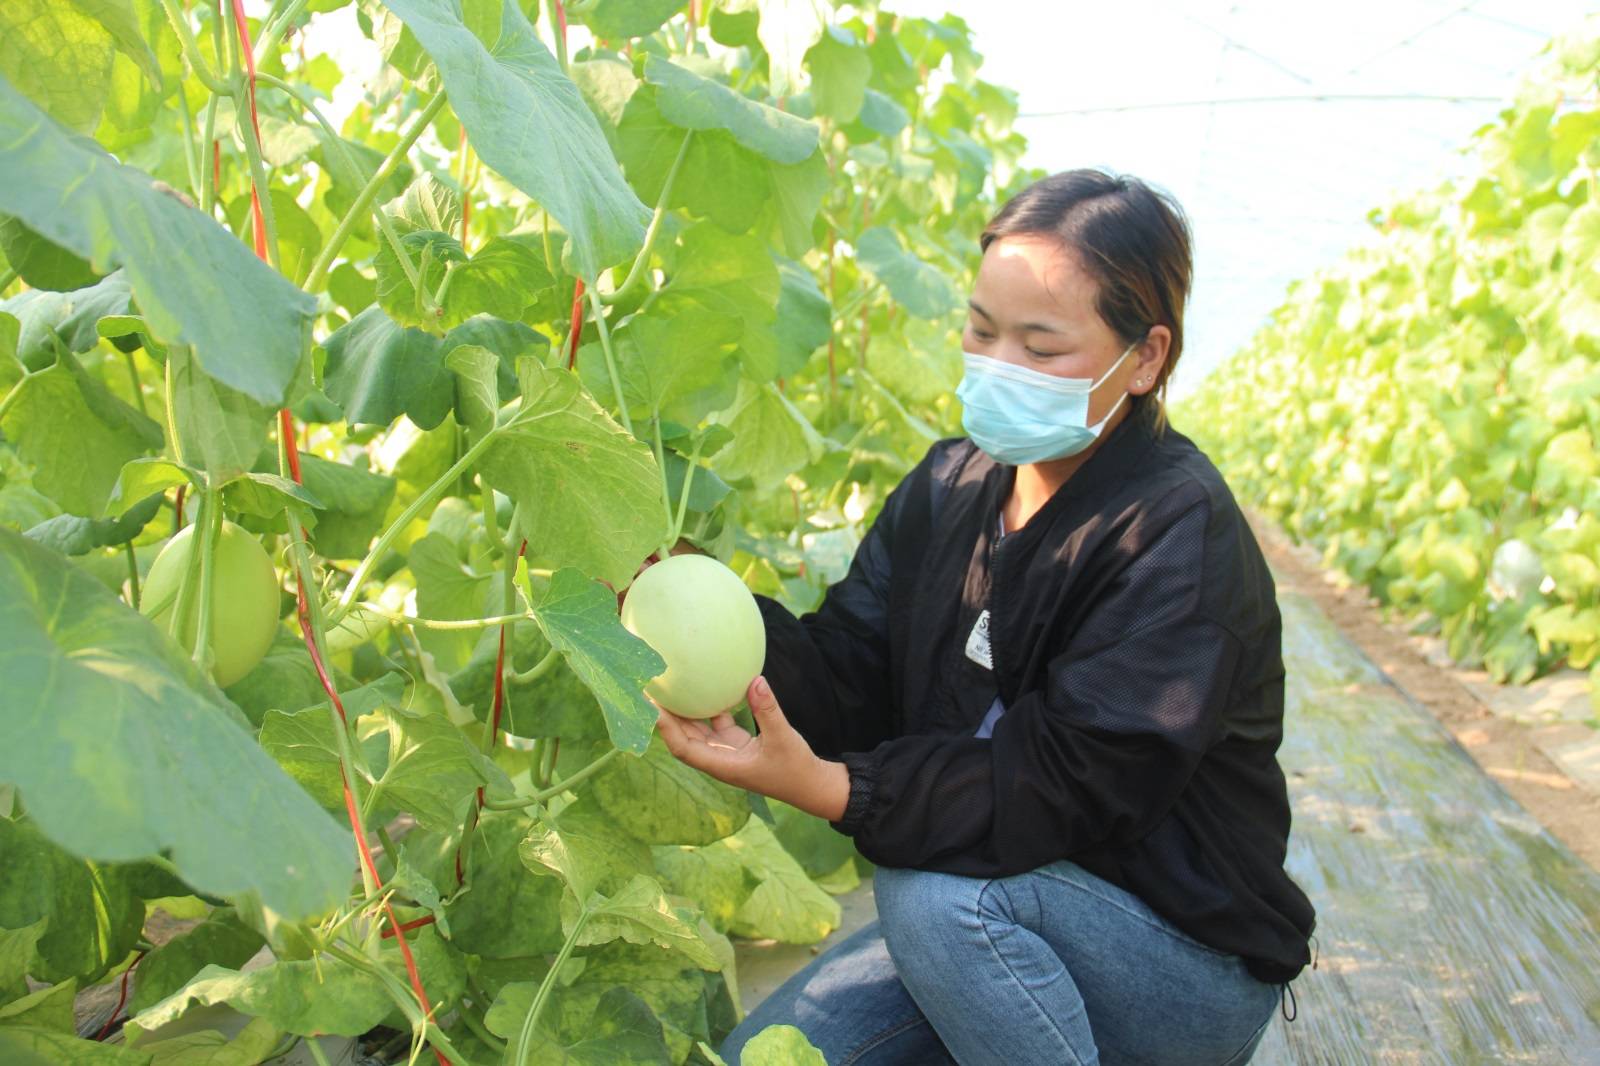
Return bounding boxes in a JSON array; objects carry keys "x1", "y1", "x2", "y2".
[
  {"x1": 158, "y1": 0, "x2": 232, "y2": 94},
  {"x1": 483, "y1": 749, "x2": 620, "y2": 810},
  {"x1": 600, "y1": 131, "x2": 692, "y2": 306},
  {"x1": 332, "y1": 427, "x2": 501, "y2": 622},
  {"x1": 304, "y1": 93, "x2": 447, "y2": 294},
  {"x1": 512, "y1": 908, "x2": 593, "y2": 1065},
  {"x1": 585, "y1": 289, "x2": 633, "y2": 434}
]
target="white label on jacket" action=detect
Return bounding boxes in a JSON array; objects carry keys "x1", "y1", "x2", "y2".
[{"x1": 965, "y1": 609, "x2": 993, "y2": 670}]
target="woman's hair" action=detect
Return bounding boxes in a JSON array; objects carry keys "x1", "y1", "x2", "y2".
[{"x1": 980, "y1": 169, "x2": 1193, "y2": 434}]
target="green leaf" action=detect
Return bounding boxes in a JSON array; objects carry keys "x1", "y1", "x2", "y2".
[
  {"x1": 509, "y1": 985, "x2": 672, "y2": 1066},
  {"x1": 0, "y1": 215, "x2": 101, "y2": 292},
  {"x1": 444, "y1": 812, "x2": 564, "y2": 958},
  {"x1": 643, "y1": 56, "x2": 819, "y2": 164},
  {"x1": 533, "y1": 568, "x2": 666, "y2": 754},
  {"x1": 0, "y1": 352, "x2": 163, "y2": 517},
  {"x1": 764, "y1": 148, "x2": 829, "y2": 257},
  {"x1": 805, "y1": 26, "x2": 870, "y2": 122},
  {"x1": 445, "y1": 343, "x2": 500, "y2": 438},
  {"x1": 580, "y1": 0, "x2": 685, "y2": 40},
  {"x1": 0, "y1": 271, "x2": 135, "y2": 372},
  {"x1": 588, "y1": 734, "x2": 751, "y2": 845},
  {"x1": 409, "y1": 531, "x2": 496, "y2": 672},
  {"x1": 539, "y1": 941, "x2": 713, "y2": 1061},
  {"x1": 167, "y1": 344, "x2": 274, "y2": 488},
  {"x1": 0, "y1": 79, "x2": 314, "y2": 405},
  {"x1": 295, "y1": 452, "x2": 396, "y2": 560},
  {"x1": 368, "y1": 704, "x2": 497, "y2": 832},
  {"x1": 0, "y1": 1027, "x2": 148, "y2": 1064},
  {"x1": 720, "y1": 818, "x2": 840, "y2": 943},
  {"x1": 577, "y1": 308, "x2": 741, "y2": 425},
  {"x1": 127, "y1": 958, "x2": 390, "y2": 1039},
  {"x1": 768, "y1": 799, "x2": 856, "y2": 880},
  {"x1": 650, "y1": 843, "x2": 755, "y2": 932},
  {"x1": 743, "y1": 1024, "x2": 827, "y2": 1065},
  {"x1": 0, "y1": 977, "x2": 76, "y2": 1032},
  {"x1": 477, "y1": 365, "x2": 667, "y2": 588},
  {"x1": 0, "y1": 921, "x2": 47, "y2": 1006},
  {"x1": 124, "y1": 1017, "x2": 281, "y2": 1066},
  {"x1": 24, "y1": 491, "x2": 161, "y2": 556},
  {"x1": 574, "y1": 874, "x2": 722, "y2": 970},
  {"x1": 711, "y1": 380, "x2": 823, "y2": 489},
  {"x1": 854, "y1": 226, "x2": 960, "y2": 319},
  {"x1": 322, "y1": 306, "x2": 457, "y2": 430},
  {"x1": 129, "y1": 909, "x2": 264, "y2": 1015},
  {"x1": 108, "y1": 459, "x2": 192, "y2": 518},
  {"x1": 0, "y1": 528, "x2": 351, "y2": 920},
  {"x1": 222, "y1": 473, "x2": 324, "y2": 527},
  {"x1": 521, "y1": 806, "x2": 654, "y2": 903},
  {"x1": 0, "y1": 820, "x2": 142, "y2": 986},
  {"x1": 447, "y1": 234, "x2": 565, "y2": 325},
  {"x1": 382, "y1": 0, "x2": 649, "y2": 281},
  {"x1": 223, "y1": 189, "x2": 324, "y2": 287},
  {"x1": 0, "y1": 1, "x2": 115, "y2": 132},
  {"x1": 450, "y1": 622, "x2": 610, "y2": 741}
]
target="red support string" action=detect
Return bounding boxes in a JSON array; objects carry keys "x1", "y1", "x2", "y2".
[
  {"x1": 235, "y1": 7, "x2": 443, "y2": 1057},
  {"x1": 381, "y1": 915, "x2": 438, "y2": 940},
  {"x1": 566, "y1": 278, "x2": 587, "y2": 369},
  {"x1": 93, "y1": 951, "x2": 145, "y2": 1041}
]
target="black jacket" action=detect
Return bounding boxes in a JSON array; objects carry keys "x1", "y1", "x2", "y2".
[{"x1": 755, "y1": 393, "x2": 1316, "y2": 984}]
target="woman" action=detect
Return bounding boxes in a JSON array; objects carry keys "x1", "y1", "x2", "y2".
[{"x1": 651, "y1": 169, "x2": 1316, "y2": 1065}]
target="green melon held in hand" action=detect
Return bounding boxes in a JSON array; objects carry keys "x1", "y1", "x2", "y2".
[
  {"x1": 621, "y1": 554, "x2": 766, "y2": 719},
  {"x1": 141, "y1": 520, "x2": 280, "y2": 687}
]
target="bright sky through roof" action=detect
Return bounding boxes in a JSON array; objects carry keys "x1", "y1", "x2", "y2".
[{"x1": 887, "y1": 0, "x2": 1594, "y2": 398}]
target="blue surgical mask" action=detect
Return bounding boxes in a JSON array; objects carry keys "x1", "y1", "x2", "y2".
[{"x1": 956, "y1": 339, "x2": 1139, "y2": 465}]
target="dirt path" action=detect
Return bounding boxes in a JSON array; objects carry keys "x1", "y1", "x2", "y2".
[{"x1": 1249, "y1": 509, "x2": 1600, "y2": 874}]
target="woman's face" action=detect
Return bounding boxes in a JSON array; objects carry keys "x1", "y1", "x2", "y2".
[{"x1": 961, "y1": 234, "x2": 1169, "y2": 428}]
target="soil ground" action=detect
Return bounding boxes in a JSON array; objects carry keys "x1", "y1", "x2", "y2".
[{"x1": 1247, "y1": 509, "x2": 1600, "y2": 874}]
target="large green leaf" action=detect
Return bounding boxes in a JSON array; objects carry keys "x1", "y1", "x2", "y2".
[
  {"x1": 719, "y1": 819, "x2": 839, "y2": 944},
  {"x1": 532, "y1": 568, "x2": 666, "y2": 754},
  {"x1": 805, "y1": 26, "x2": 870, "y2": 122},
  {"x1": 651, "y1": 843, "x2": 756, "y2": 932},
  {"x1": 0, "y1": 215, "x2": 101, "y2": 292},
  {"x1": 643, "y1": 56, "x2": 819, "y2": 164},
  {"x1": 381, "y1": 0, "x2": 649, "y2": 281},
  {"x1": 854, "y1": 225, "x2": 960, "y2": 319},
  {"x1": 0, "y1": 0, "x2": 116, "y2": 133},
  {"x1": 444, "y1": 812, "x2": 564, "y2": 958},
  {"x1": 476, "y1": 365, "x2": 666, "y2": 588},
  {"x1": 579, "y1": 0, "x2": 686, "y2": 40},
  {"x1": 0, "y1": 271, "x2": 135, "y2": 372},
  {"x1": 588, "y1": 735, "x2": 750, "y2": 846},
  {"x1": 710, "y1": 380, "x2": 823, "y2": 489},
  {"x1": 128, "y1": 909, "x2": 264, "y2": 1015},
  {"x1": 0, "y1": 1027, "x2": 148, "y2": 1065},
  {"x1": 500, "y1": 985, "x2": 672, "y2": 1066},
  {"x1": 0, "y1": 78, "x2": 314, "y2": 405},
  {"x1": 570, "y1": 875, "x2": 722, "y2": 969},
  {"x1": 520, "y1": 806, "x2": 654, "y2": 904},
  {"x1": 365, "y1": 704, "x2": 499, "y2": 831},
  {"x1": 127, "y1": 958, "x2": 390, "y2": 1039},
  {"x1": 0, "y1": 820, "x2": 143, "y2": 986},
  {"x1": 167, "y1": 344, "x2": 274, "y2": 488},
  {"x1": 0, "y1": 528, "x2": 351, "y2": 920},
  {"x1": 0, "y1": 353, "x2": 162, "y2": 517}
]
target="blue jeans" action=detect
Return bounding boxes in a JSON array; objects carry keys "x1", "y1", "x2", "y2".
[{"x1": 721, "y1": 861, "x2": 1279, "y2": 1065}]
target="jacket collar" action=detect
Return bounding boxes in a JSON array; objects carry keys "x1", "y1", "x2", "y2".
[{"x1": 982, "y1": 391, "x2": 1164, "y2": 531}]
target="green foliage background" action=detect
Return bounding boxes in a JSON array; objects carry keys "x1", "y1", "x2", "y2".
[
  {"x1": 1177, "y1": 19, "x2": 1600, "y2": 718},
  {"x1": 0, "y1": 0, "x2": 1037, "y2": 1062}
]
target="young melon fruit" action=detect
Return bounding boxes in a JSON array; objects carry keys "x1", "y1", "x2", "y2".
[
  {"x1": 142, "y1": 520, "x2": 280, "y2": 687},
  {"x1": 621, "y1": 553, "x2": 766, "y2": 719}
]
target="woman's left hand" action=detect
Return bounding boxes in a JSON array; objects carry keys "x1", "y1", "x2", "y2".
[{"x1": 655, "y1": 676, "x2": 850, "y2": 822}]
